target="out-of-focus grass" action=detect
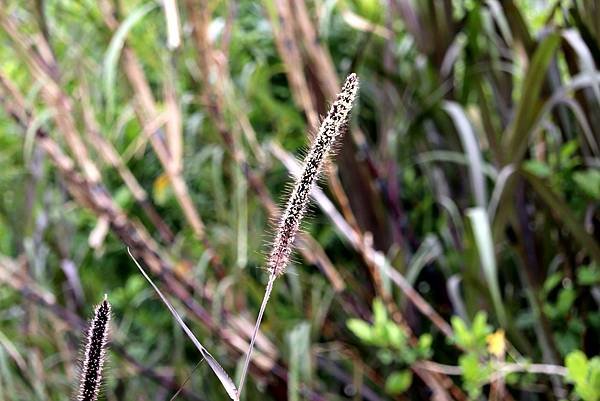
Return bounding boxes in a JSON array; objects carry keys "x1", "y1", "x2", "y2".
[{"x1": 0, "y1": 1, "x2": 599, "y2": 400}]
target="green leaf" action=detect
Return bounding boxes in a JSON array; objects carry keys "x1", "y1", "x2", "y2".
[
  {"x1": 577, "y1": 264, "x2": 600, "y2": 286},
  {"x1": 451, "y1": 315, "x2": 471, "y2": 348},
  {"x1": 588, "y1": 358, "x2": 600, "y2": 394},
  {"x1": 459, "y1": 352, "x2": 490, "y2": 399},
  {"x1": 566, "y1": 352, "x2": 600, "y2": 401},
  {"x1": 472, "y1": 312, "x2": 490, "y2": 336},
  {"x1": 385, "y1": 321, "x2": 407, "y2": 350},
  {"x1": 353, "y1": 0, "x2": 383, "y2": 22},
  {"x1": 451, "y1": 312, "x2": 491, "y2": 351},
  {"x1": 524, "y1": 171, "x2": 600, "y2": 264},
  {"x1": 460, "y1": 352, "x2": 480, "y2": 381},
  {"x1": 418, "y1": 333, "x2": 433, "y2": 358},
  {"x1": 377, "y1": 349, "x2": 394, "y2": 365},
  {"x1": 373, "y1": 298, "x2": 387, "y2": 327},
  {"x1": 560, "y1": 141, "x2": 580, "y2": 164},
  {"x1": 543, "y1": 272, "x2": 563, "y2": 295},
  {"x1": 103, "y1": 2, "x2": 158, "y2": 120},
  {"x1": 504, "y1": 34, "x2": 561, "y2": 164},
  {"x1": 524, "y1": 160, "x2": 552, "y2": 178},
  {"x1": 506, "y1": 372, "x2": 519, "y2": 385},
  {"x1": 467, "y1": 208, "x2": 507, "y2": 326},
  {"x1": 555, "y1": 288, "x2": 576, "y2": 317},
  {"x1": 566, "y1": 350, "x2": 589, "y2": 385},
  {"x1": 114, "y1": 186, "x2": 134, "y2": 209},
  {"x1": 385, "y1": 370, "x2": 412, "y2": 394},
  {"x1": 574, "y1": 170, "x2": 600, "y2": 199},
  {"x1": 347, "y1": 319, "x2": 373, "y2": 343},
  {"x1": 372, "y1": 322, "x2": 388, "y2": 346}
]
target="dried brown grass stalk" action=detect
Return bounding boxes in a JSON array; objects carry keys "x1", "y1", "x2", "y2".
[
  {"x1": 0, "y1": 72, "x2": 283, "y2": 390},
  {"x1": 0, "y1": 256, "x2": 204, "y2": 401},
  {"x1": 0, "y1": 12, "x2": 362, "y2": 397},
  {"x1": 77, "y1": 84, "x2": 175, "y2": 244},
  {"x1": 184, "y1": 0, "x2": 347, "y2": 295},
  {"x1": 97, "y1": 1, "x2": 209, "y2": 246},
  {"x1": 268, "y1": 1, "x2": 375, "y2": 286},
  {"x1": 271, "y1": 0, "x2": 319, "y2": 127},
  {"x1": 237, "y1": 73, "x2": 359, "y2": 399}
]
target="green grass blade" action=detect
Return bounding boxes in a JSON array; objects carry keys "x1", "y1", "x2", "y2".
[
  {"x1": 127, "y1": 248, "x2": 238, "y2": 400},
  {"x1": 406, "y1": 234, "x2": 442, "y2": 285},
  {"x1": 522, "y1": 172, "x2": 600, "y2": 264},
  {"x1": 102, "y1": 3, "x2": 157, "y2": 121},
  {"x1": 443, "y1": 101, "x2": 488, "y2": 207},
  {"x1": 504, "y1": 33, "x2": 561, "y2": 164},
  {"x1": 287, "y1": 322, "x2": 311, "y2": 401},
  {"x1": 466, "y1": 207, "x2": 507, "y2": 326}
]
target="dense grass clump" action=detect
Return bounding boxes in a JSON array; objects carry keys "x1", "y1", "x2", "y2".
[{"x1": 0, "y1": 1, "x2": 599, "y2": 400}]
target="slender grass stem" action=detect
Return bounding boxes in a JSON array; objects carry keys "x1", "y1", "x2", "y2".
[
  {"x1": 237, "y1": 73, "x2": 359, "y2": 400},
  {"x1": 237, "y1": 273, "x2": 276, "y2": 399}
]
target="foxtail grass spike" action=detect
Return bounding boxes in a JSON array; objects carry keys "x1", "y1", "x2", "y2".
[
  {"x1": 268, "y1": 73, "x2": 359, "y2": 277},
  {"x1": 77, "y1": 295, "x2": 111, "y2": 401},
  {"x1": 238, "y1": 74, "x2": 359, "y2": 400}
]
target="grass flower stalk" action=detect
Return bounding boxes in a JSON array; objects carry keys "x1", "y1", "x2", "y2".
[
  {"x1": 76, "y1": 295, "x2": 111, "y2": 401},
  {"x1": 237, "y1": 73, "x2": 359, "y2": 399}
]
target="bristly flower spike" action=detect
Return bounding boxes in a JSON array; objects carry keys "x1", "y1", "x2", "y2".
[
  {"x1": 237, "y1": 74, "x2": 359, "y2": 399},
  {"x1": 268, "y1": 72, "x2": 359, "y2": 276},
  {"x1": 76, "y1": 294, "x2": 111, "y2": 401}
]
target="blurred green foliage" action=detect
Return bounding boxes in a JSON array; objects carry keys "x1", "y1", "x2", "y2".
[{"x1": 0, "y1": 0, "x2": 599, "y2": 400}]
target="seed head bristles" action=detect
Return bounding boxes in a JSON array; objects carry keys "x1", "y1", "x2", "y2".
[
  {"x1": 76, "y1": 294, "x2": 111, "y2": 401},
  {"x1": 268, "y1": 73, "x2": 359, "y2": 277},
  {"x1": 237, "y1": 74, "x2": 359, "y2": 400}
]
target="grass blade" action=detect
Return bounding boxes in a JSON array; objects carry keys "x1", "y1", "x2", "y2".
[
  {"x1": 443, "y1": 101, "x2": 488, "y2": 207},
  {"x1": 162, "y1": 0, "x2": 181, "y2": 49},
  {"x1": 416, "y1": 150, "x2": 499, "y2": 180},
  {"x1": 503, "y1": 34, "x2": 561, "y2": 164},
  {"x1": 103, "y1": 3, "x2": 157, "y2": 120},
  {"x1": 287, "y1": 322, "x2": 311, "y2": 401},
  {"x1": 522, "y1": 173, "x2": 600, "y2": 263},
  {"x1": 127, "y1": 248, "x2": 238, "y2": 400},
  {"x1": 406, "y1": 234, "x2": 442, "y2": 286},
  {"x1": 488, "y1": 165, "x2": 517, "y2": 222},
  {"x1": 466, "y1": 207, "x2": 507, "y2": 326},
  {"x1": 562, "y1": 29, "x2": 600, "y2": 104}
]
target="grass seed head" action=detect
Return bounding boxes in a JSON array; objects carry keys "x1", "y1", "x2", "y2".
[
  {"x1": 268, "y1": 73, "x2": 359, "y2": 277},
  {"x1": 76, "y1": 295, "x2": 111, "y2": 401}
]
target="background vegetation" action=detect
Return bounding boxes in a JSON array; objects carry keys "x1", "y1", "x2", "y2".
[{"x1": 0, "y1": 0, "x2": 599, "y2": 400}]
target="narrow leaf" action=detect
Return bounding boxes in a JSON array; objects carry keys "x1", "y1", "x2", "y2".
[
  {"x1": 127, "y1": 248, "x2": 238, "y2": 400},
  {"x1": 522, "y1": 173, "x2": 600, "y2": 264},
  {"x1": 466, "y1": 208, "x2": 507, "y2": 326},
  {"x1": 443, "y1": 101, "x2": 487, "y2": 207},
  {"x1": 504, "y1": 34, "x2": 561, "y2": 164},
  {"x1": 103, "y1": 3, "x2": 157, "y2": 120}
]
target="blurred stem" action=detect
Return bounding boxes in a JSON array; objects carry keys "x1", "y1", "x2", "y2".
[
  {"x1": 518, "y1": 266, "x2": 566, "y2": 399},
  {"x1": 476, "y1": 81, "x2": 504, "y2": 165},
  {"x1": 0, "y1": 255, "x2": 206, "y2": 401},
  {"x1": 33, "y1": 0, "x2": 51, "y2": 45},
  {"x1": 512, "y1": 180, "x2": 562, "y2": 373}
]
